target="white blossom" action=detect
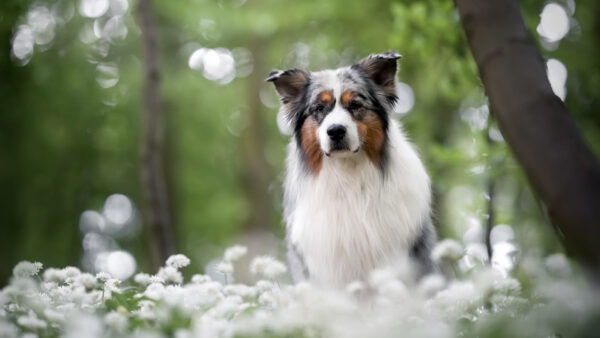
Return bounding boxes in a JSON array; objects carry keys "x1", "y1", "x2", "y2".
[
  {"x1": 44, "y1": 308, "x2": 65, "y2": 323},
  {"x1": 166, "y1": 254, "x2": 191, "y2": 269},
  {"x1": 417, "y1": 274, "x2": 446, "y2": 297},
  {"x1": 17, "y1": 313, "x2": 47, "y2": 330},
  {"x1": 144, "y1": 283, "x2": 166, "y2": 300},
  {"x1": 191, "y1": 274, "x2": 211, "y2": 284},
  {"x1": 215, "y1": 261, "x2": 233, "y2": 275},
  {"x1": 157, "y1": 266, "x2": 183, "y2": 284},
  {"x1": 250, "y1": 256, "x2": 286, "y2": 279},
  {"x1": 73, "y1": 273, "x2": 97, "y2": 288},
  {"x1": 95, "y1": 272, "x2": 111, "y2": 281},
  {"x1": 0, "y1": 241, "x2": 595, "y2": 338},
  {"x1": 224, "y1": 245, "x2": 248, "y2": 262},
  {"x1": 43, "y1": 268, "x2": 66, "y2": 282},
  {"x1": 345, "y1": 280, "x2": 365, "y2": 295},
  {"x1": 105, "y1": 312, "x2": 128, "y2": 331},
  {"x1": 12, "y1": 261, "x2": 43, "y2": 278},
  {"x1": 62, "y1": 267, "x2": 81, "y2": 278},
  {"x1": 431, "y1": 239, "x2": 465, "y2": 262},
  {"x1": 545, "y1": 253, "x2": 571, "y2": 277},
  {"x1": 255, "y1": 280, "x2": 274, "y2": 293},
  {"x1": 104, "y1": 278, "x2": 121, "y2": 293},
  {"x1": 134, "y1": 273, "x2": 152, "y2": 286},
  {"x1": 223, "y1": 284, "x2": 257, "y2": 299},
  {"x1": 0, "y1": 321, "x2": 18, "y2": 337}
]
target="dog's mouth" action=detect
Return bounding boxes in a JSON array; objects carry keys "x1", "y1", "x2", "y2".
[{"x1": 325, "y1": 143, "x2": 360, "y2": 157}]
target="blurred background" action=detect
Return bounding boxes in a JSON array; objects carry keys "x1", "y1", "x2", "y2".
[{"x1": 1, "y1": 0, "x2": 599, "y2": 285}]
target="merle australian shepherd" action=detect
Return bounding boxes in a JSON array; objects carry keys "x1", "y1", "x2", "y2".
[{"x1": 267, "y1": 51, "x2": 436, "y2": 289}]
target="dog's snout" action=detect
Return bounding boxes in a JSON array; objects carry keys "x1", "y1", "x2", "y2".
[{"x1": 327, "y1": 124, "x2": 346, "y2": 141}]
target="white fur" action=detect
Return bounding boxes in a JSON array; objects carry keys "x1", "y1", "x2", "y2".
[{"x1": 284, "y1": 119, "x2": 431, "y2": 289}]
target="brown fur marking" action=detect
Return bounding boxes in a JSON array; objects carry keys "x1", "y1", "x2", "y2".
[
  {"x1": 356, "y1": 111, "x2": 385, "y2": 167},
  {"x1": 341, "y1": 90, "x2": 354, "y2": 106},
  {"x1": 318, "y1": 91, "x2": 334, "y2": 104},
  {"x1": 301, "y1": 117, "x2": 323, "y2": 174}
]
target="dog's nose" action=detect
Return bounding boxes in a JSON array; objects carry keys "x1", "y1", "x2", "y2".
[{"x1": 327, "y1": 124, "x2": 346, "y2": 141}]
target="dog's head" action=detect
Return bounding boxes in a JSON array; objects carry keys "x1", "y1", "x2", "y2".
[{"x1": 267, "y1": 51, "x2": 401, "y2": 174}]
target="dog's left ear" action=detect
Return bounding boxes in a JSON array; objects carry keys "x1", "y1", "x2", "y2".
[
  {"x1": 354, "y1": 51, "x2": 402, "y2": 102},
  {"x1": 266, "y1": 68, "x2": 309, "y2": 105}
]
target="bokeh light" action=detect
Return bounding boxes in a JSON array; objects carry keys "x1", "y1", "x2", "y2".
[
  {"x1": 79, "y1": 210, "x2": 106, "y2": 233},
  {"x1": 80, "y1": 0, "x2": 110, "y2": 19},
  {"x1": 394, "y1": 82, "x2": 415, "y2": 115},
  {"x1": 537, "y1": 3, "x2": 570, "y2": 43},
  {"x1": 461, "y1": 105, "x2": 489, "y2": 132},
  {"x1": 79, "y1": 194, "x2": 139, "y2": 276},
  {"x1": 103, "y1": 193, "x2": 133, "y2": 226},
  {"x1": 189, "y1": 47, "x2": 237, "y2": 84},
  {"x1": 95, "y1": 250, "x2": 137, "y2": 280},
  {"x1": 546, "y1": 58, "x2": 567, "y2": 101},
  {"x1": 96, "y1": 63, "x2": 120, "y2": 88},
  {"x1": 11, "y1": 26, "x2": 35, "y2": 64}
]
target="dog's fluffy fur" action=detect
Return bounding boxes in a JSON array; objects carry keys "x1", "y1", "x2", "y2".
[{"x1": 267, "y1": 51, "x2": 436, "y2": 289}]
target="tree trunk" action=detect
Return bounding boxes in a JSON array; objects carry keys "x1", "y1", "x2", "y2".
[
  {"x1": 456, "y1": 0, "x2": 600, "y2": 272},
  {"x1": 240, "y1": 38, "x2": 273, "y2": 231},
  {"x1": 138, "y1": 0, "x2": 176, "y2": 267}
]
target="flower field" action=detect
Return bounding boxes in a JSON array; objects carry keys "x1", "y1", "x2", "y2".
[{"x1": 1, "y1": 242, "x2": 599, "y2": 338}]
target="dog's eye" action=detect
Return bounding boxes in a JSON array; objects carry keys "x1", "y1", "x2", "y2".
[
  {"x1": 314, "y1": 104, "x2": 325, "y2": 113},
  {"x1": 349, "y1": 101, "x2": 363, "y2": 111}
]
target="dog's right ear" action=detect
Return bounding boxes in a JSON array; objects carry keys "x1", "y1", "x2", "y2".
[{"x1": 266, "y1": 69, "x2": 309, "y2": 105}]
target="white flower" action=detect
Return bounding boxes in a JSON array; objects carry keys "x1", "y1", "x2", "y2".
[
  {"x1": 431, "y1": 239, "x2": 465, "y2": 262},
  {"x1": 428, "y1": 281, "x2": 480, "y2": 315},
  {"x1": 134, "y1": 273, "x2": 152, "y2": 286},
  {"x1": 223, "y1": 284, "x2": 257, "y2": 298},
  {"x1": 65, "y1": 314, "x2": 104, "y2": 338},
  {"x1": 144, "y1": 283, "x2": 166, "y2": 300},
  {"x1": 62, "y1": 267, "x2": 81, "y2": 279},
  {"x1": 95, "y1": 272, "x2": 111, "y2": 281},
  {"x1": 149, "y1": 275, "x2": 166, "y2": 284},
  {"x1": 545, "y1": 253, "x2": 571, "y2": 277},
  {"x1": 157, "y1": 266, "x2": 183, "y2": 284},
  {"x1": 0, "y1": 321, "x2": 18, "y2": 337},
  {"x1": 43, "y1": 268, "x2": 66, "y2": 282},
  {"x1": 493, "y1": 277, "x2": 521, "y2": 295},
  {"x1": 44, "y1": 308, "x2": 66, "y2": 323},
  {"x1": 224, "y1": 245, "x2": 248, "y2": 262},
  {"x1": 255, "y1": 280, "x2": 274, "y2": 293},
  {"x1": 369, "y1": 267, "x2": 399, "y2": 289},
  {"x1": 73, "y1": 273, "x2": 97, "y2": 288},
  {"x1": 345, "y1": 280, "x2": 365, "y2": 295},
  {"x1": 105, "y1": 312, "x2": 128, "y2": 331},
  {"x1": 13, "y1": 261, "x2": 43, "y2": 278},
  {"x1": 257, "y1": 292, "x2": 277, "y2": 308},
  {"x1": 17, "y1": 313, "x2": 47, "y2": 330},
  {"x1": 417, "y1": 274, "x2": 446, "y2": 297},
  {"x1": 191, "y1": 274, "x2": 211, "y2": 284},
  {"x1": 104, "y1": 278, "x2": 121, "y2": 293},
  {"x1": 166, "y1": 254, "x2": 191, "y2": 269},
  {"x1": 216, "y1": 261, "x2": 233, "y2": 275},
  {"x1": 250, "y1": 256, "x2": 287, "y2": 279},
  {"x1": 21, "y1": 333, "x2": 38, "y2": 338}
]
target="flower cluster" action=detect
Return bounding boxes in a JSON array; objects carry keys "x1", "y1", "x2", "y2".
[{"x1": 1, "y1": 244, "x2": 599, "y2": 337}]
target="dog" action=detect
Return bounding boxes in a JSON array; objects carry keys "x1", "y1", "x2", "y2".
[{"x1": 267, "y1": 51, "x2": 436, "y2": 289}]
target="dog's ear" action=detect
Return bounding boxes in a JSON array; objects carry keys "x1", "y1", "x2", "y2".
[
  {"x1": 354, "y1": 51, "x2": 402, "y2": 102},
  {"x1": 266, "y1": 69, "x2": 309, "y2": 105}
]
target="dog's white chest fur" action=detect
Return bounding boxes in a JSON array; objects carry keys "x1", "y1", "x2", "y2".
[{"x1": 284, "y1": 120, "x2": 431, "y2": 288}]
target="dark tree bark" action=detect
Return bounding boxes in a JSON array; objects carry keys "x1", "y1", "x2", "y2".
[
  {"x1": 138, "y1": 0, "x2": 176, "y2": 267},
  {"x1": 456, "y1": 0, "x2": 600, "y2": 272},
  {"x1": 241, "y1": 38, "x2": 273, "y2": 231}
]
